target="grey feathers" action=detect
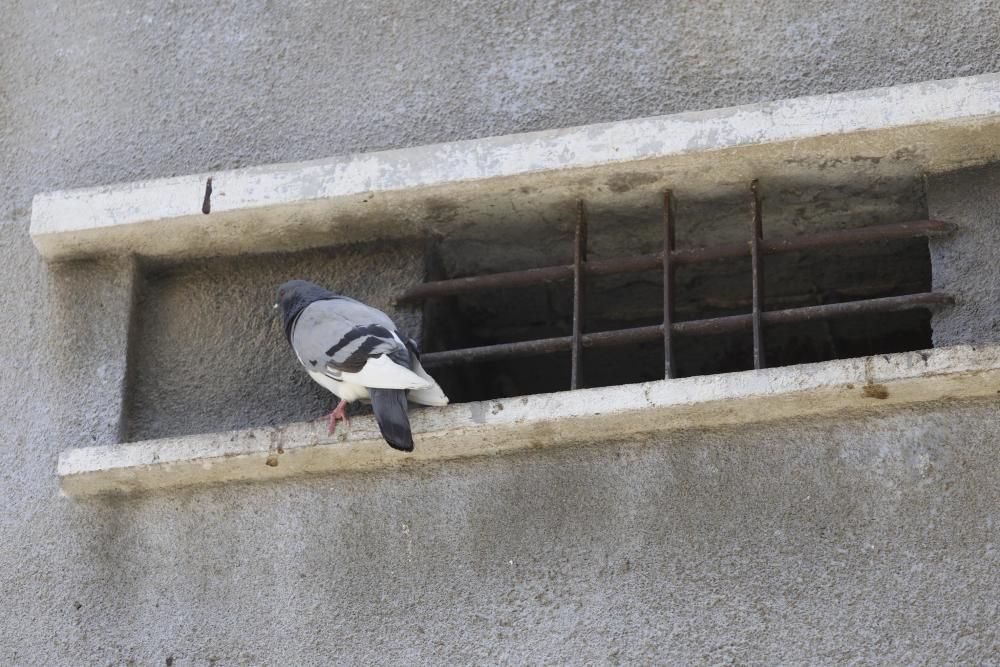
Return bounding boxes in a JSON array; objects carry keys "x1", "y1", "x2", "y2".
[
  {"x1": 277, "y1": 279, "x2": 337, "y2": 343},
  {"x1": 288, "y1": 297, "x2": 419, "y2": 385},
  {"x1": 325, "y1": 324, "x2": 396, "y2": 373},
  {"x1": 275, "y1": 279, "x2": 449, "y2": 451}
]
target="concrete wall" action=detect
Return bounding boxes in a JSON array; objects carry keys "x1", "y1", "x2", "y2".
[
  {"x1": 126, "y1": 243, "x2": 426, "y2": 442},
  {"x1": 929, "y1": 165, "x2": 1000, "y2": 346},
  {"x1": 3, "y1": 1, "x2": 999, "y2": 664}
]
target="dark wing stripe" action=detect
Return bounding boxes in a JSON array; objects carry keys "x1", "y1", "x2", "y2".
[
  {"x1": 338, "y1": 336, "x2": 385, "y2": 373},
  {"x1": 327, "y1": 336, "x2": 409, "y2": 373},
  {"x1": 325, "y1": 324, "x2": 393, "y2": 358}
]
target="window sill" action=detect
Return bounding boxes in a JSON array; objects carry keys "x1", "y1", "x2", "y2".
[
  {"x1": 58, "y1": 344, "x2": 1000, "y2": 497},
  {"x1": 30, "y1": 73, "x2": 1000, "y2": 263}
]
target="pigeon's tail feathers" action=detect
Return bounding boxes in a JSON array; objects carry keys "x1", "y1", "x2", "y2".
[{"x1": 369, "y1": 388, "x2": 414, "y2": 452}]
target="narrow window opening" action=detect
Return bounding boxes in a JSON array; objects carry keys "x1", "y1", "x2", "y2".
[{"x1": 409, "y1": 181, "x2": 952, "y2": 404}]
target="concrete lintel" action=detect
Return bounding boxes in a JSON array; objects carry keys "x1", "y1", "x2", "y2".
[
  {"x1": 30, "y1": 73, "x2": 1000, "y2": 262},
  {"x1": 58, "y1": 344, "x2": 1000, "y2": 497}
]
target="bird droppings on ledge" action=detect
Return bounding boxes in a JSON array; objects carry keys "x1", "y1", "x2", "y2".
[
  {"x1": 265, "y1": 453, "x2": 279, "y2": 467},
  {"x1": 863, "y1": 383, "x2": 890, "y2": 399}
]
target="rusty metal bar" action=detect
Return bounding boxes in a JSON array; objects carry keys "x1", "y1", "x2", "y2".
[
  {"x1": 662, "y1": 190, "x2": 677, "y2": 379},
  {"x1": 750, "y1": 180, "x2": 766, "y2": 369},
  {"x1": 418, "y1": 292, "x2": 953, "y2": 367},
  {"x1": 396, "y1": 219, "x2": 956, "y2": 303},
  {"x1": 571, "y1": 200, "x2": 587, "y2": 389}
]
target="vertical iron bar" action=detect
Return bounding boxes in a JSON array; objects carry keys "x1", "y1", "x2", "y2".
[
  {"x1": 750, "y1": 179, "x2": 766, "y2": 369},
  {"x1": 662, "y1": 190, "x2": 677, "y2": 379},
  {"x1": 571, "y1": 200, "x2": 588, "y2": 389}
]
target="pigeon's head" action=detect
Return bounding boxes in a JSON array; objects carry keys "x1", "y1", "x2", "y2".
[{"x1": 274, "y1": 280, "x2": 334, "y2": 318}]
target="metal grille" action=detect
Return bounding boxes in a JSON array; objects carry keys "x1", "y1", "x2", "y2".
[{"x1": 397, "y1": 182, "x2": 956, "y2": 388}]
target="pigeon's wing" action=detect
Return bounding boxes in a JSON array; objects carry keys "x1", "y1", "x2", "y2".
[
  {"x1": 403, "y1": 337, "x2": 449, "y2": 406},
  {"x1": 291, "y1": 298, "x2": 430, "y2": 390}
]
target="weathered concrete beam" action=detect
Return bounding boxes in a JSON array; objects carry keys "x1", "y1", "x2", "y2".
[
  {"x1": 30, "y1": 73, "x2": 1000, "y2": 262},
  {"x1": 58, "y1": 344, "x2": 1000, "y2": 497}
]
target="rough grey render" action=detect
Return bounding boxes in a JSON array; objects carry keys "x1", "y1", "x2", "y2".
[
  {"x1": 929, "y1": 165, "x2": 1000, "y2": 346},
  {"x1": 2, "y1": 0, "x2": 1000, "y2": 664},
  {"x1": 126, "y1": 244, "x2": 426, "y2": 442}
]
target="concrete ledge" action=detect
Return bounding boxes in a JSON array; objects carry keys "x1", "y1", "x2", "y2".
[
  {"x1": 31, "y1": 73, "x2": 1000, "y2": 261},
  {"x1": 58, "y1": 344, "x2": 1000, "y2": 497}
]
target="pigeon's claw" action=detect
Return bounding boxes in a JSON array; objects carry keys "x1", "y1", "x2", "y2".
[{"x1": 325, "y1": 399, "x2": 350, "y2": 435}]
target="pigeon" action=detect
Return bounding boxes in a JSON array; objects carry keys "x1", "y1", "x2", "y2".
[{"x1": 275, "y1": 279, "x2": 448, "y2": 451}]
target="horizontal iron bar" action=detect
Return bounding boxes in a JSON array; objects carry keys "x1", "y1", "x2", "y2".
[
  {"x1": 397, "y1": 219, "x2": 956, "y2": 303},
  {"x1": 419, "y1": 292, "x2": 953, "y2": 367}
]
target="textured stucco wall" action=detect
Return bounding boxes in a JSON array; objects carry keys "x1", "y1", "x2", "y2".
[
  {"x1": 2, "y1": 1, "x2": 1000, "y2": 664},
  {"x1": 929, "y1": 165, "x2": 1000, "y2": 346},
  {"x1": 126, "y1": 243, "x2": 426, "y2": 442}
]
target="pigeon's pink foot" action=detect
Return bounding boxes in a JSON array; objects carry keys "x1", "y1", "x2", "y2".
[{"x1": 317, "y1": 399, "x2": 350, "y2": 435}]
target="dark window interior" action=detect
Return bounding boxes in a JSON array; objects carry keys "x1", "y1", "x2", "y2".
[{"x1": 425, "y1": 233, "x2": 933, "y2": 405}]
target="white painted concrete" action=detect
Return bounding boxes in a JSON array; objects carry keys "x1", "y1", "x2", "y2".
[
  {"x1": 58, "y1": 344, "x2": 1000, "y2": 496},
  {"x1": 30, "y1": 73, "x2": 1000, "y2": 261}
]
